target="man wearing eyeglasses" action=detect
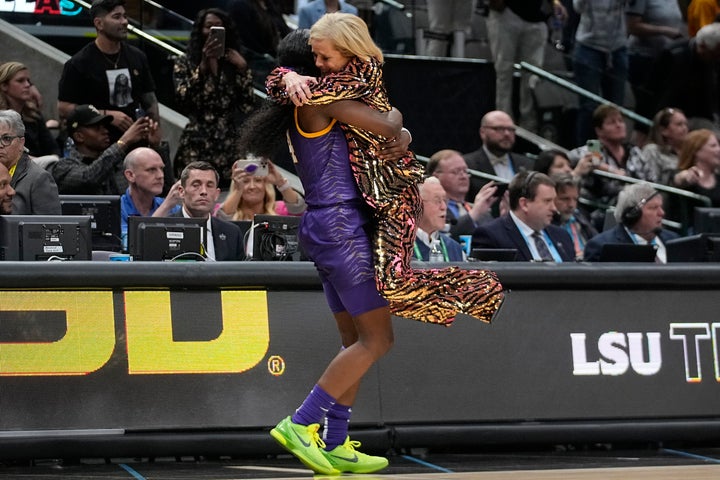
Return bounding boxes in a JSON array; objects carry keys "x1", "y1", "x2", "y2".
[
  {"x1": 0, "y1": 162, "x2": 15, "y2": 215},
  {"x1": 427, "y1": 149, "x2": 498, "y2": 241},
  {"x1": 463, "y1": 110, "x2": 534, "y2": 200},
  {"x1": 0, "y1": 110, "x2": 60, "y2": 215},
  {"x1": 412, "y1": 177, "x2": 466, "y2": 262}
]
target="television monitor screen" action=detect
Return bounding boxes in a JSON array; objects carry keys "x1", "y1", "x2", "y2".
[
  {"x1": 0, "y1": 215, "x2": 92, "y2": 261},
  {"x1": 128, "y1": 216, "x2": 207, "y2": 261},
  {"x1": 60, "y1": 195, "x2": 121, "y2": 251},
  {"x1": 666, "y1": 234, "x2": 720, "y2": 262},
  {"x1": 598, "y1": 243, "x2": 657, "y2": 262},
  {"x1": 252, "y1": 214, "x2": 302, "y2": 261},
  {"x1": 693, "y1": 207, "x2": 720, "y2": 234}
]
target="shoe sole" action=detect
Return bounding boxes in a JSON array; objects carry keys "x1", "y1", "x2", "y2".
[{"x1": 270, "y1": 427, "x2": 339, "y2": 475}]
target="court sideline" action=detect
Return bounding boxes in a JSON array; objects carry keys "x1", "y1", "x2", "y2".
[{"x1": 1, "y1": 444, "x2": 719, "y2": 479}]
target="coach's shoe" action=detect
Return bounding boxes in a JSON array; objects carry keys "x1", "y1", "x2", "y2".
[
  {"x1": 270, "y1": 416, "x2": 339, "y2": 475},
  {"x1": 322, "y1": 437, "x2": 389, "y2": 474}
]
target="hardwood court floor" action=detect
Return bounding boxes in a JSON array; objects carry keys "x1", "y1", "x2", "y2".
[{"x1": 1, "y1": 445, "x2": 719, "y2": 480}]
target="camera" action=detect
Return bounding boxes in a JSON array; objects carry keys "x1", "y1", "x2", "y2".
[{"x1": 235, "y1": 155, "x2": 269, "y2": 177}]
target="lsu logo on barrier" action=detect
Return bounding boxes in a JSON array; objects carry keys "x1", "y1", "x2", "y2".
[
  {"x1": 0, "y1": 290, "x2": 270, "y2": 376},
  {"x1": 571, "y1": 323, "x2": 720, "y2": 383}
]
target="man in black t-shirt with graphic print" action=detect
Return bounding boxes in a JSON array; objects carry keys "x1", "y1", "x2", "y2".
[{"x1": 58, "y1": 0, "x2": 159, "y2": 143}]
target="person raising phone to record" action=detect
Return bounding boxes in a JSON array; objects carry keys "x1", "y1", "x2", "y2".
[{"x1": 172, "y1": 8, "x2": 255, "y2": 187}]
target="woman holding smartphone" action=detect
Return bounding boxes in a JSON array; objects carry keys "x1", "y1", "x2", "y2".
[{"x1": 172, "y1": 8, "x2": 254, "y2": 187}]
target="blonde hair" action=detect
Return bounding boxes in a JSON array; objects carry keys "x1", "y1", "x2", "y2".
[
  {"x1": 0, "y1": 62, "x2": 41, "y2": 123},
  {"x1": 678, "y1": 128, "x2": 715, "y2": 170},
  {"x1": 310, "y1": 12, "x2": 383, "y2": 63},
  {"x1": 227, "y1": 178, "x2": 277, "y2": 221}
]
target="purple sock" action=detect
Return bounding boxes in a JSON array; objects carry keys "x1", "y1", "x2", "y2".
[
  {"x1": 323, "y1": 403, "x2": 352, "y2": 450},
  {"x1": 292, "y1": 384, "x2": 336, "y2": 426}
]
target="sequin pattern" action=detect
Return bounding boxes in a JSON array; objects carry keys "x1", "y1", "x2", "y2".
[{"x1": 267, "y1": 59, "x2": 504, "y2": 325}]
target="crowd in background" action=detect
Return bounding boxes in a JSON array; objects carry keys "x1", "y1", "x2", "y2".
[{"x1": 1, "y1": 0, "x2": 720, "y2": 263}]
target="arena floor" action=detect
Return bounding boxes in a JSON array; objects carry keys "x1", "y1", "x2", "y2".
[{"x1": 2, "y1": 444, "x2": 720, "y2": 479}]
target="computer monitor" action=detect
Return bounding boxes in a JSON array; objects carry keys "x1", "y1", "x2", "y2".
[
  {"x1": 0, "y1": 215, "x2": 92, "y2": 261},
  {"x1": 693, "y1": 207, "x2": 720, "y2": 234},
  {"x1": 60, "y1": 195, "x2": 121, "y2": 251},
  {"x1": 666, "y1": 234, "x2": 720, "y2": 262},
  {"x1": 128, "y1": 216, "x2": 207, "y2": 261},
  {"x1": 252, "y1": 214, "x2": 301, "y2": 261},
  {"x1": 598, "y1": 243, "x2": 657, "y2": 262}
]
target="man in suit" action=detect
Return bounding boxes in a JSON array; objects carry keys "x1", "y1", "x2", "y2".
[
  {"x1": 463, "y1": 110, "x2": 534, "y2": 201},
  {"x1": 176, "y1": 161, "x2": 245, "y2": 261},
  {"x1": 550, "y1": 172, "x2": 597, "y2": 260},
  {"x1": 583, "y1": 182, "x2": 679, "y2": 263},
  {"x1": 472, "y1": 170, "x2": 575, "y2": 262}
]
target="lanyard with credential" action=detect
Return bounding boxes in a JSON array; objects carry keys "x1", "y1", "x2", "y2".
[{"x1": 413, "y1": 238, "x2": 449, "y2": 261}]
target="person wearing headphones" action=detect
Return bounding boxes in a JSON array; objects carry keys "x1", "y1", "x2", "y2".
[
  {"x1": 583, "y1": 182, "x2": 680, "y2": 263},
  {"x1": 471, "y1": 170, "x2": 575, "y2": 262}
]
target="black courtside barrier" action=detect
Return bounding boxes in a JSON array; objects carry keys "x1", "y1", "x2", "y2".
[{"x1": 0, "y1": 261, "x2": 719, "y2": 459}]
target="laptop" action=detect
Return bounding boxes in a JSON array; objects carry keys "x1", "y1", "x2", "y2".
[{"x1": 598, "y1": 243, "x2": 657, "y2": 262}]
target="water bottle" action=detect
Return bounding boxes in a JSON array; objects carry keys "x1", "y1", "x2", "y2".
[
  {"x1": 63, "y1": 136, "x2": 74, "y2": 157},
  {"x1": 429, "y1": 246, "x2": 444, "y2": 263},
  {"x1": 550, "y1": 14, "x2": 564, "y2": 52}
]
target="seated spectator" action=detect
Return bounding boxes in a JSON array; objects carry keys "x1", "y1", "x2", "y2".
[
  {"x1": 120, "y1": 147, "x2": 181, "y2": 241},
  {"x1": 568, "y1": 104, "x2": 652, "y2": 227},
  {"x1": 642, "y1": 107, "x2": 689, "y2": 186},
  {"x1": 550, "y1": 173, "x2": 598, "y2": 260},
  {"x1": 671, "y1": 128, "x2": 720, "y2": 206},
  {"x1": 298, "y1": 0, "x2": 358, "y2": 29},
  {"x1": 535, "y1": 149, "x2": 593, "y2": 179},
  {"x1": 216, "y1": 157, "x2": 305, "y2": 221},
  {"x1": 51, "y1": 104, "x2": 157, "y2": 195},
  {"x1": 471, "y1": 171, "x2": 575, "y2": 262},
  {"x1": 0, "y1": 162, "x2": 15, "y2": 214},
  {"x1": 583, "y1": 182, "x2": 679, "y2": 263},
  {"x1": 427, "y1": 148, "x2": 496, "y2": 241},
  {"x1": 0, "y1": 109, "x2": 60, "y2": 214},
  {"x1": 463, "y1": 110, "x2": 534, "y2": 200},
  {"x1": 174, "y1": 161, "x2": 245, "y2": 261},
  {"x1": 412, "y1": 177, "x2": 466, "y2": 262},
  {"x1": 0, "y1": 62, "x2": 59, "y2": 158}
]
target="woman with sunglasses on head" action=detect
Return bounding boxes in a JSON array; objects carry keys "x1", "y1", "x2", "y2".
[
  {"x1": 267, "y1": 14, "x2": 503, "y2": 327},
  {"x1": 642, "y1": 107, "x2": 689, "y2": 186}
]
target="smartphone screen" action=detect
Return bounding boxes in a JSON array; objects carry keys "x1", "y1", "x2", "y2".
[
  {"x1": 209, "y1": 26, "x2": 225, "y2": 55},
  {"x1": 492, "y1": 182, "x2": 509, "y2": 198},
  {"x1": 586, "y1": 139, "x2": 601, "y2": 154}
]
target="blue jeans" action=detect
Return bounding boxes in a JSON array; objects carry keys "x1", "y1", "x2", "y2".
[{"x1": 572, "y1": 43, "x2": 628, "y2": 145}]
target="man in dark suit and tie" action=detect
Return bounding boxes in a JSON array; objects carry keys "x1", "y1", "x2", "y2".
[
  {"x1": 472, "y1": 171, "x2": 575, "y2": 262},
  {"x1": 175, "y1": 161, "x2": 245, "y2": 261},
  {"x1": 583, "y1": 182, "x2": 679, "y2": 263},
  {"x1": 463, "y1": 110, "x2": 534, "y2": 201}
]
